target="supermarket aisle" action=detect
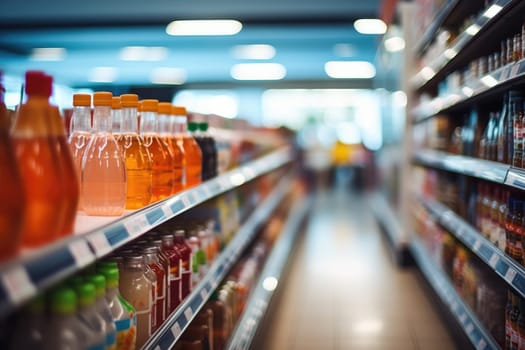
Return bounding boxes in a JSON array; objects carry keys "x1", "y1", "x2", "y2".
[{"x1": 253, "y1": 187, "x2": 458, "y2": 350}]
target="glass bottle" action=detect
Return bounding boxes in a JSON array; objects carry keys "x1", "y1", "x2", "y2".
[
  {"x1": 111, "y1": 96, "x2": 122, "y2": 139},
  {"x1": 140, "y1": 99, "x2": 175, "y2": 203},
  {"x1": 511, "y1": 92, "x2": 525, "y2": 168},
  {"x1": 147, "y1": 238, "x2": 171, "y2": 318},
  {"x1": 207, "y1": 291, "x2": 233, "y2": 350},
  {"x1": 68, "y1": 93, "x2": 92, "y2": 211},
  {"x1": 498, "y1": 93, "x2": 509, "y2": 164},
  {"x1": 85, "y1": 274, "x2": 117, "y2": 350},
  {"x1": 513, "y1": 200, "x2": 524, "y2": 265},
  {"x1": 0, "y1": 72, "x2": 24, "y2": 260},
  {"x1": 142, "y1": 246, "x2": 167, "y2": 327},
  {"x1": 199, "y1": 122, "x2": 218, "y2": 180},
  {"x1": 479, "y1": 113, "x2": 495, "y2": 160},
  {"x1": 118, "y1": 94, "x2": 152, "y2": 209},
  {"x1": 161, "y1": 234, "x2": 182, "y2": 314},
  {"x1": 82, "y1": 92, "x2": 127, "y2": 216},
  {"x1": 158, "y1": 102, "x2": 184, "y2": 194},
  {"x1": 12, "y1": 71, "x2": 63, "y2": 248},
  {"x1": 173, "y1": 230, "x2": 193, "y2": 300},
  {"x1": 119, "y1": 255, "x2": 154, "y2": 348},
  {"x1": 500, "y1": 190, "x2": 510, "y2": 252},
  {"x1": 172, "y1": 106, "x2": 202, "y2": 188}
]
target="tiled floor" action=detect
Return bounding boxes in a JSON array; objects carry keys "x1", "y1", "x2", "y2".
[{"x1": 253, "y1": 187, "x2": 459, "y2": 350}]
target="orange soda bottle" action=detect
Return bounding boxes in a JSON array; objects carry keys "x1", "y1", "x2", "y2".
[
  {"x1": 111, "y1": 96, "x2": 122, "y2": 139},
  {"x1": 157, "y1": 102, "x2": 184, "y2": 194},
  {"x1": 82, "y1": 92, "x2": 126, "y2": 216},
  {"x1": 68, "y1": 94, "x2": 92, "y2": 183},
  {"x1": 172, "y1": 106, "x2": 202, "y2": 188},
  {"x1": 118, "y1": 94, "x2": 152, "y2": 209},
  {"x1": 0, "y1": 73, "x2": 25, "y2": 260},
  {"x1": 12, "y1": 71, "x2": 64, "y2": 248},
  {"x1": 140, "y1": 99, "x2": 175, "y2": 202}
]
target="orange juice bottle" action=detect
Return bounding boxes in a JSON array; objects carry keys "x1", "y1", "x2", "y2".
[
  {"x1": 46, "y1": 80, "x2": 80, "y2": 237},
  {"x1": 82, "y1": 92, "x2": 126, "y2": 216},
  {"x1": 118, "y1": 94, "x2": 152, "y2": 209},
  {"x1": 0, "y1": 72, "x2": 24, "y2": 260},
  {"x1": 172, "y1": 106, "x2": 202, "y2": 188},
  {"x1": 157, "y1": 102, "x2": 184, "y2": 194},
  {"x1": 111, "y1": 96, "x2": 122, "y2": 139},
  {"x1": 139, "y1": 99, "x2": 175, "y2": 202},
  {"x1": 11, "y1": 71, "x2": 63, "y2": 248},
  {"x1": 68, "y1": 94, "x2": 92, "y2": 184}
]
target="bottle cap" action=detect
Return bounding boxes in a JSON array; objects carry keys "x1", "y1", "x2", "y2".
[
  {"x1": 188, "y1": 121, "x2": 199, "y2": 132},
  {"x1": 112, "y1": 96, "x2": 121, "y2": 109},
  {"x1": 137, "y1": 100, "x2": 143, "y2": 112},
  {"x1": 158, "y1": 102, "x2": 172, "y2": 114},
  {"x1": 98, "y1": 267, "x2": 119, "y2": 289},
  {"x1": 172, "y1": 105, "x2": 187, "y2": 116},
  {"x1": 75, "y1": 282, "x2": 96, "y2": 307},
  {"x1": 50, "y1": 287, "x2": 77, "y2": 314},
  {"x1": 85, "y1": 274, "x2": 106, "y2": 298},
  {"x1": 93, "y1": 91, "x2": 113, "y2": 106},
  {"x1": 73, "y1": 93, "x2": 91, "y2": 107},
  {"x1": 25, "y1": 71, "x2": 52, "y2": 97},
  {"x1": 141, "y1": 99, "x2": 159, "y2": 112},
  {"x1": 199, "y1": 122, "x2": 209, "y2": 132},
  {"x1": 120, "y1": 94, "x2": 139, "y2": 107}
]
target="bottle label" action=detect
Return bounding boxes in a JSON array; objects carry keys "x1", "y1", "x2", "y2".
[
  {"x1": 87, "y1": 343, "x2": 106, "y2": 350},
  {"x1": 115, "y1": 317, "x2": 137, "y2": 350},
  {"x1": 106, "y1": 332, "x2": 117, "y2": 350}
]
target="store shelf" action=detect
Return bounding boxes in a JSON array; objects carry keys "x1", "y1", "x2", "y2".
[
  {"x1": 413, "y1": 149, "x2": 509, "y2": 184},
  {"x1": 412, "y1": 58, "x2": 525, "y2": 123},
  {"x1": 417, "y1": 195, "x2": 525, "y2": 300},
  {"x1": 226, "y1": 194, "x2": 311, "y2": 350},
  {"x1": 142, "y1": 174, "x2": 293, "y2": 350},
  {"x1": 0, "y1": 147, "x2": 293, "y2": 318},
  {"x1": 410, "y1": 235, "x2": 500, "y2": 350},
  {"x1": 414, "y1": 0, "x2": 460, "y2": 55},
  {"x1": 411, "y1": 0, "x2": 518, "y2": 92}
]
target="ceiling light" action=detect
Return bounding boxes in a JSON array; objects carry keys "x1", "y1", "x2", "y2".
[
  {"x1": 30, "y1": 48, "x2": 66, "y2": 61},
  {"x1": 384, "y1": 36, "x2": 405, "y2": 52},
  {"x1": 166, "y1": 19, "x2": 242, "y2": 36},
  {"x1": 88, "y1": 67, "x2": 117, "y2": 83},
  {"x1": 150, "y1": 67, "x2": 187, "y2": 85},
  {"x1": 231, "y1": 63, "x2": 286, "y2": 80},
  {"x1": 324, "y1": 61, "x2": 376, "y2": 79},
  {"x1": 465, "y1": 23, "x2": 481, "y2": 36},
  {"x1": 333, "y1": 43, "x2": 355, "y2": 57},
  {"x1": 120, "y1": 46, "x2": 168, "y2": 61},
  {"x1": 354, "y1": 19, "x2": 387, "y2": 35},
  {"x1": 231, "y1": 44, "x2": 276, "y2": 60},
  {"x1": 483, "y1": 4, "x2": 502, "y2": 18}
]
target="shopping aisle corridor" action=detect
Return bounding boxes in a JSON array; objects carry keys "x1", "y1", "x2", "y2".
[{"x1": 253, "y1": 188, "x2": 459, "y2": 350}]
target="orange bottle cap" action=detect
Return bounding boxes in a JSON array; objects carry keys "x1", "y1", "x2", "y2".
[
  {"x1": 141, "y1": 99, "x2": 158, "y2": 112},
  {"x1": 73, "y1": 93, "x2": 91, "y2": 107},
  {"x1": 172, "y1": 105, "x2": 187, "y2": 116},
  {"x1": 158, "y1": 102, "x2": 172, "y2": 114},
  {"x1": 120, "y1": 94, "x2": 139, "y2": 107},
  {"x1": 112, "y1": 96, "x2": 121, "y2": 109},
  {"x1": 93, "y1": 92, "x2": 113, "y2": 106}
]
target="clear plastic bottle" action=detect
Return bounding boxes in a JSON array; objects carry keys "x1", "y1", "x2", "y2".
[
  {"x1": 73, "y1": 282, "x2": 107, "y2": 349},
  {"x1": 96, "y1": 263, "x2": 137, "y2": 350},
  {"x1": 140, "y1": 100, "x2": 175, "y2": 202},
  {"x1": 119, "y1": 255, "x2": 154, "y2": 348},
  {"x1": 111, "y1": 97, "x2": 122, "y2": 139},
  {"x1": 118, "y1": 94, "x2": 152, "y2": 209},
  {"x1": 158, "y1": 102, "x2": 184, "y2": 194},
  {"x1": 12, "y1": 71, "x2": 63, "y2": 248},
  {"x1": 82, "y1": 92, "x2": 127, "y2": 216},
  {"x1": 9, "y1": 295, "x2": 45, "y2": 349},
  {"x1": 68, "y1": 93, "x2": 92, "y2": 211},
  {"x1": 161, "y1": 234, "x2": 182, "y2": 314},
  {"x1": 85, "y1": 274, "x2": 117, "y2": 350},
  {"x1": 172, "y1": 106, "x2": 202, "y2": 188},
  {"x1": 0, "y1": 72, "x2": 24, "y2": 260},
  {"x1": 142, "y1": 245, "x2": 167, "y2": 327}
]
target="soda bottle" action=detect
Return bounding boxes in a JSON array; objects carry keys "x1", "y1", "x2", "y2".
[
  {"x1": 142, "y1": 246, "x2": 167, "y2": 327},
  {"x1": 173, "y1": 230, "x2": 193, "y2": 299},
  {"x1": 82, "y1": 92, "x2": 127, "y2": 216},
  {"x1": 157, "y1": 102, "x2": 184, "y2": 194},
  {"x1": 118, "y1": 94, "x2": 152, "y2": 209},
  {"x1": 85, "y1": 274, "x2": 117, "y2": 350},
  {"x1": 172, "y1": 106, "x2": 201, "y2": 188},
  {"x1": 147, "y1": 238, "x2": 171, "y2": 318},
  {"x1": 111, "y1": 97, "x2": 122, "y2": 139},
  {"x1": 161, "y1": 234, "x2": 182, "y2": 313}
]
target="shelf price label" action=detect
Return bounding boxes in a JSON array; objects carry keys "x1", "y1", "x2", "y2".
[
  {"x1": 170, "y1": 322, "x2": 182, "y2": 338},
  {"x1": 200, "y1": 288, "x2": 208, "y2": 301},
  {"x1": 465, "y1": 323, "x2": 474, "y2": 335},
  {"x1": 87, "y1": 231, "x2": 112, "y2": 257},
  {"x1": 489, "y1": 254, "x2": 500, "y2": 268},
  {"x1": 473, "y1": 240, "x2": 482, "y2": 252},
  {"x1": 161, "y1": 205, "x2": 173, "y2": 218},
  {"x1": 510, "y1": 62, "x2": 521, "y2": 78},
  {"x1": 500, "y1": 66, "x2": 510, "y2": 81},
  {"x1": 1, "y1": 266, "x2": 36, "y2": 304},
  {"x1": 184, "y1": 307, "x2": 193, "y2": 321},
  {"x1": 124, "y1": 215, "x2": 149, "y2": 237},
  {"x1": 477, "y1": 339, "x2": 487, "y2": 350},
  {"x1": 505, "y1": 267, "x2": 517, "y2": 283},
  {"x1": 69, "y1": 240, "x2": 94, "y2": 267}
]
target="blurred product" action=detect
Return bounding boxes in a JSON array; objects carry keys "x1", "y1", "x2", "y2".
[{"x1": 173, "y1": 106, "x2": 202, "y2": 188}]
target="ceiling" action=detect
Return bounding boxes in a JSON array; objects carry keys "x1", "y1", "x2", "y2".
[{"x1": 0, "y1": 0, "x2": 385, "y2": 89}]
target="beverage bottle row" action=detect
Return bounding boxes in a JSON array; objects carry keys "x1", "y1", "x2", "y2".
[{"x1": 506, "y1": 289, "x2": 525, "y2": 350}]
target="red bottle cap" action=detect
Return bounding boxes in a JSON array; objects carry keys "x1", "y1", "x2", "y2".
[{"x1": 25, "y1": 71, "x2": 52, "y2": 97}]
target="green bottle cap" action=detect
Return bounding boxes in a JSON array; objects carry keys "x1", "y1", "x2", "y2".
[
  {"x1": 98, "y1": 267, "x2": 119, "y2": 289},
  {"x1": 75, "y1": 282, "x2": 96, "y2": 307},
  {"x1": 50, "y1": 287, "x2": 77, "y2": 315},
  {"x1": 199, "y1": 122, "x2": 208, "y2": 132},
  {"x1": 85, "y1": 274, "x2": 106, "y2": 298},
  {"x1": 188, "y1": 121, "x2": 199, "y2": 132}
]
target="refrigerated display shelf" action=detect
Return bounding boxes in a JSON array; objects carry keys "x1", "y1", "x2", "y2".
[
  {"x1": 225, "y1": 195, "x2": 311, "y2": 350},
  {"x1": 417, "y1": 195, "x2": 525, "y2": 299},
  {"x1": 412, "y1": 57, "x2": 525, "y2": 123},
  {"x1": 411, "y1": 0, "x2": 518, "y2": 92},
  {"x1": 410, "y1": 235, "x2": 500, "y2": 350},
  {"x1": 0, "y1": 147, "x2": 293, "y2": 319},
  {"x1": 142, "y1": 174, "x2": 293, "y2": 350}
]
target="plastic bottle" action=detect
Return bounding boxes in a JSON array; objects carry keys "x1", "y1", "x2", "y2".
[
  {"x1": 172, "y1": 106, "x2": 202, "y2": 188},
  {"x1": 0, "y1": 72, "x2": 24, "y2": 260},
  {"x1": 73, "y1": 282, "x2": 107, "y2": 350},
  {"x1": 161, "y1": 234, "x2": 182, "y2": 313},
  {"x1": 9, "y1": 295, "x2": 45, "y2": 349},
  {"x1": 173, "y1": 230, "x2": 193, "y2": 299},
  {"x1": 157, "y1": 102, "x2": 184, "y2": 194},
  {"x1": 207, "y1": 291, "x2": 233, "y2": 350},
  {"x1": 12, "y1": 71, "x2": 64, "y2": 248},
  {"x1": 96, "y1": 264, "x2": 137, "y2": 350},
  {"x1": 111, "y1": 97, "x2": 122, "y2": 139},
  {"x1": 118, "y1": 94, "x2": 152, "y2": 209},
  {"x1": 85, "y1": 274, "x2": 118, "y2": 350},
  {"x1": 82, "y1": 92, "x2": 127, "y2": 216},
  {"x1": 119, "y1": 255, "x2": 154, "y2": 348},
  {"x1": 142, "y1": 245, "x2": 167, "y2": 327},
  {"x1": 140, "y1": 99, "x2": 175, "y2": 202}
]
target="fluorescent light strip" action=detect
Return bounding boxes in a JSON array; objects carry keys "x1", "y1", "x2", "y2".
[
  {"x1": 232, "y1": 44, "x2": 275, "y2": 60},
  {"x1": 324, "y1": 61, "x2": 376, "y2": 79},
  {"x1": 120, "y1": 46, "x2": 168, "y2": 61},
  {"x1": 166, "y1": 19, "x2": 242, "y2": 36},
  {"x1": 354, "y1": 19, "x2": 387, "y2": 35},
  {"x1": 30, "y1": 48, "x2": 66, "y2": 61},
  {"x1": 150, "y1": 67, "x2": 187, "y2": 85},
  {"x1": 230, "y1": 63, "x2": 286, "y2": 80},
  {"x1": 89, "y1": 67, "x2": 117, "y2": 83}
]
